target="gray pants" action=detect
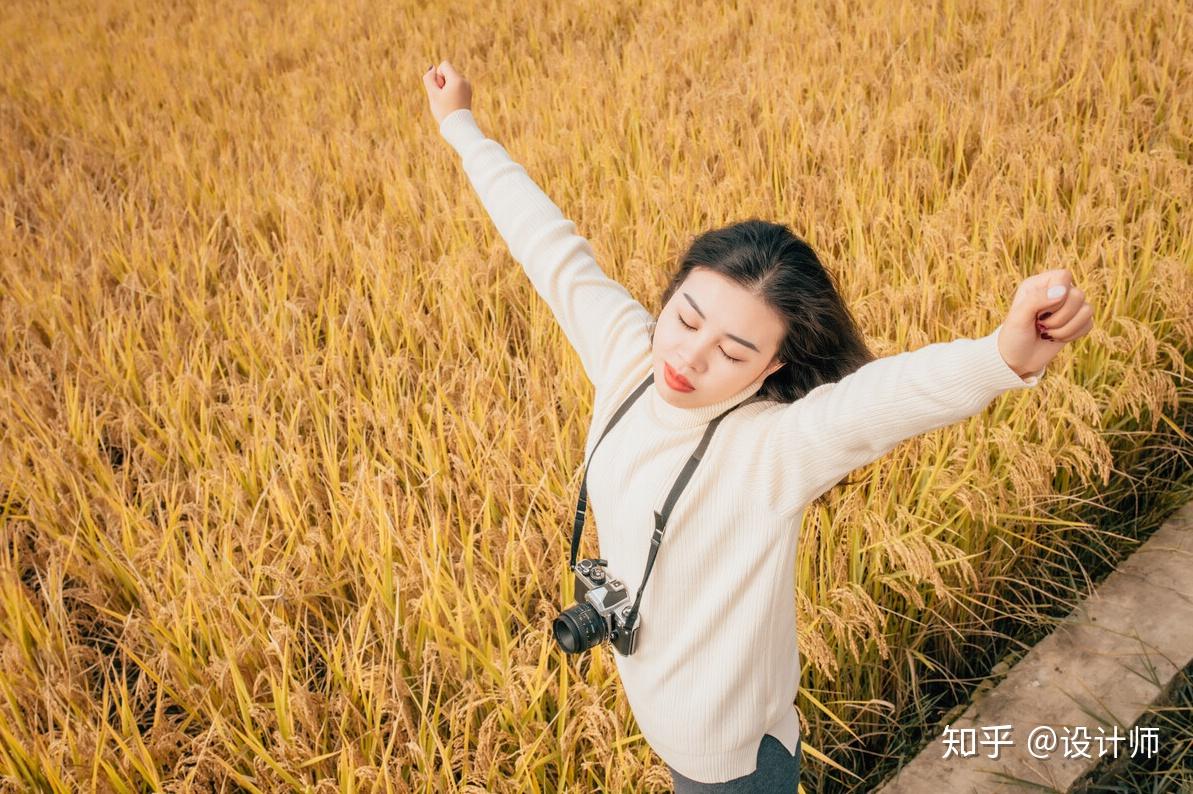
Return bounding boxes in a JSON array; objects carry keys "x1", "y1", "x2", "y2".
[{"x1": 667, "y1": 733, "x2": 802, "y2": 793}]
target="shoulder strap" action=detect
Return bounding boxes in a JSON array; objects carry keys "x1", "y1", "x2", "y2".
[
  {"x1": 569, "y1": 372, "x2": 654, "y2": 570},
  {"x1": 569, "y1": 373, "x2": 768, "y2": 635},
  {"x1": 623, "y1": 391, "x2": 766, "y2": 633}
]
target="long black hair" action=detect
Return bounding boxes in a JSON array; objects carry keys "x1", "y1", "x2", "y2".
[{"x1": 652, "y1": 219, "x2": 875, "y2": 403}]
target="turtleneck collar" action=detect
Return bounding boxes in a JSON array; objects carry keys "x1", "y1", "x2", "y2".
[{"x1": 647, "y1": 374, "x2": 767, "y2": 430}]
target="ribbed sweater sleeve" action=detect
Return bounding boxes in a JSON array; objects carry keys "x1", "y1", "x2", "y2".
[
  {"x1": 768, "y1": 324, "x2": 1045, "y2": 517},
  {"x1": 438, "y1": 108, "x2": 655, "y2": 391}
]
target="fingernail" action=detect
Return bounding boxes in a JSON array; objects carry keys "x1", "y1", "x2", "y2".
[
  {"x1": 1047, "y1": 285, "x2": 1066, "y2": 299},
  {"x1": 1041, "y1": 332, "x2": 1053, "y2": 340},
  {"x1": 1039, "y1": 311, "x2": 1052, "y2": 320}
]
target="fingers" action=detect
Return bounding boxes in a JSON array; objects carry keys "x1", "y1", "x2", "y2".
[
  {"x1": 1044, "y1": 267, "x2": 1074, "y2": 286},
  {"x1": 1030, "y1": 268, "x2": 1074, "y2": 291},
  {"x1": 426, "y1": 60, "x2": 455, "y2": 86},
  {"x1": 1042, "y1": 302, "x2": 1094, "y2": 343},
  {"x1": 1014, "y1": 267, "x2": 1076, "y2": 326},
  {"x1": 422, "y1": 63, "x2": 447, "y2": 92},
  {"x1": 1037, "y1": 285, "x2": 1086, "y2": 327},
  {"x1": 436, "y1": 60, "x2": 455, "y2": 90}
]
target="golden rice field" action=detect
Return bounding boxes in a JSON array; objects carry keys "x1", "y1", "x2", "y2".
[{"x1": 2, "y1": 0, "x2": 1191, "y2": 791}]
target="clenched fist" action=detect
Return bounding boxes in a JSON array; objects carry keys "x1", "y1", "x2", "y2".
[
  {"x1": 422, "y1": 60, "x2": 472, "y2": 125},
  {"x1": 998, "y1": 268, "x2": 1095, "y2": 379}
]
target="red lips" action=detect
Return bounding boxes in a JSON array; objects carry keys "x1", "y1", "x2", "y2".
[{"x1": 664, "y1": 363, "x2": 695, "y2": 391}]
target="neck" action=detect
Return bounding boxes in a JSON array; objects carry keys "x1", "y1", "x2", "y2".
[{"x1": 648, "y1": 377, "x2": 766, "y2": 430}]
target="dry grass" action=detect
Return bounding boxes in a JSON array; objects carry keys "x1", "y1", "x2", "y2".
[{"x1": 1, "y1": 0, "x2": 1191, "y2": 791}]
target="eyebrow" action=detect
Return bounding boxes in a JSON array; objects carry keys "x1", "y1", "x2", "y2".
[{"x1": 682, "y1": 292, "x2": 760, "y2": 352}]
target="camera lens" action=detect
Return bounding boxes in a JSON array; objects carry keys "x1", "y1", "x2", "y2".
[{"x1": 552, "y1": 602, "x2": 607, "y2": 654}]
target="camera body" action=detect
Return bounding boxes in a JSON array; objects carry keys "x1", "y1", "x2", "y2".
[{"x1": 552, "y1": 558, "x2": 640, "y2": 656}]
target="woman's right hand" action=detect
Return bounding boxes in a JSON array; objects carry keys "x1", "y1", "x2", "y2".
[{"x1": 422, "y1": 60, "x2": 472, "y2": 125}]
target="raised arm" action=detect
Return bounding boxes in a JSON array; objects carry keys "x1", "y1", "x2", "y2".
[
  {"x1": 766, "y1": 268, "x2": 1095, "y2": 517},
  {"x1": 426, "y1": 64, "x2": 653, "y2": 391},
  {"x1": 767, "y1": 325, "x2": 1045, "y2": 517}
]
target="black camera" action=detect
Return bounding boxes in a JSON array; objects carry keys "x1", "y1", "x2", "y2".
[{"x1": 552, "y1": 558, "x2": 640, "y2": 656}]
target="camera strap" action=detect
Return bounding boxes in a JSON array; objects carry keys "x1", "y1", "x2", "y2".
[{"x1": 569, "y1": 370, "x2": 768, "y2": 635}]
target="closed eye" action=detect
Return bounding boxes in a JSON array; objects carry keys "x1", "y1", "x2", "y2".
[{"x1": 678, "y1": 316, "x2": 742, "y2": 362}]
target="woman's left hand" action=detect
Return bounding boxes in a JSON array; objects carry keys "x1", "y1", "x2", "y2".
[
  {"x1": 422, "y1": 60, "x2": 473, "y2": 126},
  {"x1": 997, "y1": 268, "x2": 1094, "y2": 379}
]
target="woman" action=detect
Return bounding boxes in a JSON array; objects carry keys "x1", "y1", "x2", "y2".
[{"x1": 421, "y1": 60, "x2": 1093, "y2": 792}]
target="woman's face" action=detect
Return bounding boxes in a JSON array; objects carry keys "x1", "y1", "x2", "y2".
[{"x1": 651, "y1": 268, "x2": 787, "y2": 409}]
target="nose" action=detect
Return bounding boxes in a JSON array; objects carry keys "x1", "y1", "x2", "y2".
[{"x1": 676, "y1": 342, "x2": 708, "y2": 375}]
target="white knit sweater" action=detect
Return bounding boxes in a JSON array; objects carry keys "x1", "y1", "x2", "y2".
[{"x1": 438, "y1": 108, "x2": 1044, "y2": 783}]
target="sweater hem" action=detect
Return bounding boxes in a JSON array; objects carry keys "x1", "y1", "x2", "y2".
[{"x1": 652, "y1": 704, "x2": 800, "y2": 784}]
